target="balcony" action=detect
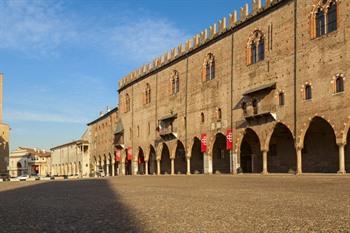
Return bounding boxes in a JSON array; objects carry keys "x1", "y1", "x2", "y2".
[{"x1": 242, "y1": 105, "x2": 277, "y2": 126}]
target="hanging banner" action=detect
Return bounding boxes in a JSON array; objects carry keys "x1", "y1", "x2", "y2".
[
  {"x1": 127, "y1": 147, "x2": 133, "y2": 161},
  {"x1": 201, "y1": 133, "x2": 207, "y2": 153},
  {"x1": 226, "y1": 129, "x2": 233, "y2": 150},
  {"x1": 115, "y1": 149, "x2": 121, "y2": 162}
]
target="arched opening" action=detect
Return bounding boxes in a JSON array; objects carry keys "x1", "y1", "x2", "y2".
[
  {"x1": 108, "y1": 155, "x2": 113, "y2": 176},
  {"x1": 302, "y1": 117, "x2": 338, "y2": 173},
  {"x1": 346, "y1": 130, "x2": 350, "y2": 172},
  {"x1": 268, "y1": 123, "x2": 296, "y2": 173},
  {"x1": 212, "y1": 133, "x2": 230, "y2": 174},
  {"x1": 148, "y1": 146, "x2": 157, "y2": 175},
  {"x1": 125, "y1": 149, "x2": 132, "y2": 175},
  {"x1": 160, "y1": 144, "x2": 171, "y2": 174},
  {"x1": 191, "y1": 137, "x2": 204, "y2": 174},
  {"x1": 174, "y1": 141, "x2": 186, "y2": 174},
  {"x1": 138, "y1": 147, "x2": 145, "y2": 175},
  {"x1": 240, "y1": 129, "x2": 262, "y2": 173},
  {"x1": 17, "y1": 162, "x2": 22, "y2": 177}
]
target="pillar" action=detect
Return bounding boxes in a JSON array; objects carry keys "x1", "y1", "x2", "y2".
[
  {"x1": 133, "y1": 161, "x2": 138, "y2": 175},
  {"x1": 112, "y1": 162, "x2": 115, "y2": 176},
  {"x1": 157, "y1": 159, "x2": 161, "y2": 175},
  {"x1": 232, "y1": 152, "x2": 237, "y2": 175},
  {"x1": 94, "y1": 164, "x2": 97, "y2": 177},
  {"x1": 121, "y1": 162, "x2": 125, "y2": 175},
  {"x1": 106, "y1": 162, "x2": 110, "y2": 176},
  {"x1": 262, "y1": 150, "x2": 268, "y2": 175},
  {"x1": 204, "y1": 153, "x2": 213, "y2": 174},
  {"x1": 171, "y1": 158, "x2": 175, "y2": 175},
  {"x1": 296, "y1": 147, "x2": 302, "y2": 175},
  {"x1": 186, "y1": 158, "x2": 191, "y2": 175},
  {"x1": 338, "y1": 143, "x2": 346, "y2": 174},
  {"x1": 145, "y1": 161, "x2": 149, "y2": 175}
]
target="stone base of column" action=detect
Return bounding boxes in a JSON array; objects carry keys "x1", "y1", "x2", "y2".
[
  {"x1": 337, "y1": 170, "x2": 346, "y2": 175},
  {"x1": 261, "y1": 171, "x2": 269, "y2": 175}
]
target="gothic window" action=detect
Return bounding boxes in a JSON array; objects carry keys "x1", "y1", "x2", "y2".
[
  {"x1": 311, "y1": 0, "x2": 338, "y2": 39},
  {"x1": 202, "y1": 53, "x2": 215, "y2": 81},
  {"x1": 335, "y1": 76, "x2": 344, "y2": 93},
  {"x1": 144, "y1": 83, "x2": 151, "y2": 104},
  {"x1": 170, "y1": 70, "x2": 180, "y2": 95},
  {"x1": 305, "y1": 85, "x2": 312, "y2": 100},
  {"x1": 279, "y1": 92, "x2": 285, "y2": 106},
  {"x1": 247, "y1": 30, "x2": 265, "y2": 65}
]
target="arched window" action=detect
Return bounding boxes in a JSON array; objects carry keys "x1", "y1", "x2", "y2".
[
  {"x1": 217, "y1": 108, "x2": 222, "y2": 121},
  {"x1": 201, "y1": 112, "x2": 205, "y2": 123},
  {"x1": 247, "y1": 30, "x2": 265, "y2": 65},
  {"x1": 311, "y1": 0, "x2": 338, "y2": 38},
  {"x1": 125, "y1": 94, "x2": 130, "y2": 112},
  {"x1": 170, "y1": 70, "x2": 180, "y2": 95},
  {"x1": 335, "y1": 76, "x2": 344, "y2": 93},
  {"x1": 279, "y1": 92, "x2": 285, "y2": 106},
  {"x1": 327, "y1": 2, "x2": 337, "y2": 33},
  {"x1": 202, "y1": 53, "x2": 215, "y2": 81},
  {"x1": 144, "y1": 83, "x2": 151, "y2": 104},
  {"x1": 305, "y1": 84, "x2": 312, "y2": 100}
]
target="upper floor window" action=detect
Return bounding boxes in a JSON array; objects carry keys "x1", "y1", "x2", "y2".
[
  {"x1": 279, "y1": 92, "x2": 285, "y2": 106},
  {"x1": 144, "y1": 83, "x2": 151, "y2": 105},
  {"x1": 202, "y1": 53, "x2": 215, "y2": 81},
  {"x1": 247, "y1": 30, "x2": 265, "y2": 65},
  {"x1": 217, "y1": 108, "x2": 222, "y2": 121},
  {"x1": 170, "y1": 70, "x2": 180, "y2": 95},
  {"x1": 123, "y1": 93, "x2": 131, "y2": 113},
  {"x1": 305, "y1": 84, "x2": 312, "y2": 100},
  {"x1": 334, "y1": 74, "x2": 345, "y2": 93},
  {"x1": 200, "y1": 112, "x2": 205, "y2": 123},
  {"x1": 311, "y1": 0, "x2": 338, "y2": 39}
]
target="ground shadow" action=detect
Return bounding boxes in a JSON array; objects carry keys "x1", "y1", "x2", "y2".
[{"x1": 0, "y1": 179, "x2": 143, "y2": 233}]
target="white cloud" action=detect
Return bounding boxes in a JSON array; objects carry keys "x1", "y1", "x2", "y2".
[{"x1": 0, "y1": 0, "x2": 76, "y2": 55}]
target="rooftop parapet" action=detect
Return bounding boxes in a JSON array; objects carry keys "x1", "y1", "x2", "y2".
[{"x1": 118, "y1": 0, "x2": 284, "y2": 90}]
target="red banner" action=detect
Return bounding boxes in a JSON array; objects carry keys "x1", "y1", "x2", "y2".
[
  {"x1": 201, "y1": 134, "x2": 207, "y2": 153},
  {"x1": 226, "y1": 129, "x2": 233, "y2": 150},
  {"x1": 127, "y1": 147, "x2": 133, "y2": 161},
  {"x1": 115, "y1": 149, "x2": 121, "y2": 162}
]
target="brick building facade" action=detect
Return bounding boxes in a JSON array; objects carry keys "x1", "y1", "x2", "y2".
[{"x1": 108, "y1": 0, "x2": 349, "y2": 175}]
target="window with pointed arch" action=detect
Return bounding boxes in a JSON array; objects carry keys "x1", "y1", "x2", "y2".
[
  {"x1": 144, "y1": 83, "x2": 151, "y2": 104},
  {"x1": 305, "y1": 84, "x2": 312, "y2": 100},
  {"x1": 311, "y1": 0, "x2": 338, "y2": 39},
  {"x1": 202, "y1": 53, "x2": 215, "y2": 81},
  {"x1": 247, "y1": 30, "x2": 265, "y2": 65},
  {"x1": 170, "y1": 70, "x2": 180, "y2": 95}
]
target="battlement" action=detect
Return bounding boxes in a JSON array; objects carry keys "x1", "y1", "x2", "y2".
[{"x1": 118, "y1": 0, "x2": 283, "y2": 90}]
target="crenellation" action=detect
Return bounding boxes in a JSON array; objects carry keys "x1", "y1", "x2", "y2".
[
  {"x1": 229, "y1": 11, "x2": 238, "y2": 28},
  {"x1": 240, "y1": 4, "x2": 249, "y2": 21},
  {"x1": 252, "y1": 0, "x2": 262, "y2": 13}
]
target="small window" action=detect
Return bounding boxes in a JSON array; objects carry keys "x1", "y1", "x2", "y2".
[
  {"x1": 251, "y1": 43, "x2": 257, "y2": 64},
  {"x1": 201, "y1": 113, "x2": 205, "y2": 123},
  {"x1": 335, "y1": 77, "x2": 344, "y2": 93},
  {"x1": 202, "y1": 53, "x2": 215, "y2": 81},
  {"x1": 148, "y1": 122, "x2": 151, "y2": 135},
  {"x1": 279, "y1": 92, "x2": 285, "y2": 106},
  {"x1": 252, "y1": 99, "x2": 258, "y2": 115},
  {"x1": 258, "y1": 40, "x2": 265, "y2": 61},
  {"x1": 137, "y1": 126, "x2": 140, "y2": 137},
  {"x1": 305, "y1": 85, "x2": 312, "y2": 100},
  {"x1": 316, "y1": 9, "x2": 325, "y2": 37},
  {"x1": 217, "y1": 108, "x2": 222, "y2": 121},
  {"x1": 327, "y1": 2, "x2": 337, "y2": 33}
]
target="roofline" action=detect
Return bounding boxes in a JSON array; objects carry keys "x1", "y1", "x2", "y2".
[
  {"x1": 87, "y1": 106, "x2": 118, "y2": 126},
  {"x1": 118, "y1": 0, "x2": 291, "y2": 93},
  {"x1": 50, "y1": 140, "x2": 89, "y2": 151}
]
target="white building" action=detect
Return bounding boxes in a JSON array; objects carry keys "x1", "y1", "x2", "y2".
[{"x1": 8, "y1": 147, "x2": 51, "y2": 178}]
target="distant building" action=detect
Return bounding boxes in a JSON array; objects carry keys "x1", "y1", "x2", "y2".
[
  {"x1": 50, "y1": 129, "x2": 90, "y2": 177},
  {"x1": 87, "y1": 107, "x2": 120, "y2": 176},
  {"x1": 0, "y1": 73, "x2": 10, "y2": 174},
  {"x1": 8, "y1": 147, "x2": 51, "y2": 177}
]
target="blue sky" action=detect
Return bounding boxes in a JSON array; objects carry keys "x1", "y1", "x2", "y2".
[{"x1": 0, "y1": 0, "x2": 255, "y2": 151}]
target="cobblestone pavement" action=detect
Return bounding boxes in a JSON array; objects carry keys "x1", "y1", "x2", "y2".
[{"x1": 0, "y1": 175, "x2": 349, "y2": 233}]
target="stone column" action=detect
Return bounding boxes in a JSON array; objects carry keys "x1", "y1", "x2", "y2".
[
  {"x1": 207, "y1": 153, "x2": 213, "y2": 174},
  {"x1": 262, "y1": 150, "x2": 268, "y2": 175},
  {"x1": 94, "y1": 164, "x2": 97, "y2": 177},
  {"x1": 232, "y1": 152, "x2": 237, "y2": 175},
  {"x1": 171, "y1": 158, "x2": 175, "y2": 175},
  {"x1": 157, "y1": 159, "x2": 161, "y2": 175},
  {"x1": 296, "y1": 147, "x2": 302, "y2": 175},
  {"x1": 338, "y1": 143, "x2": 346, "y2": 174},
  {"x1": 186, "y1": 158, "x2": 191, "y2": 175},
  {"x1": 112, "y1": 162, "x2": 115, "y2": 176},
  {"x1": 106, "y1": 162, "x2": 110, "y2": 176},
  {"x1": 121, "y1": 162, "x2": 125, "y2": 176},
  {"x1": 145, "y1": 161, "x2": 149, "y2": 175}
]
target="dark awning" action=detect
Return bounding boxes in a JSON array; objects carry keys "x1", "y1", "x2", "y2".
[
  {"x1": 114, "y1": 121, "x2": 124, "y2": 134},
  {"x1": 159, "y1": 113, "x2": 177, "y2": 121},
  {"x1": 243, "y1": 82, "x2": 276, "y2": 96}
]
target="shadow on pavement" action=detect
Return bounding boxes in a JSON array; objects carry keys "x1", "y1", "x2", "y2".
[{"x1": 0, "y1": 179, "x2": 143, "y2": 233}]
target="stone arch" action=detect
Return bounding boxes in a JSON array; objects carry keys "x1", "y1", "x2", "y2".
[
  {"x1": 160, "y1": 143, "x2": 171, "y2": 175},
  {"x1": 239, "y1": 128, "x2": 262, "y2": 173},
  {"x1": 17, "y1": 162, "x2": 22, "y2": 176},
  {"x1": 148, "y1": 145, "x2": 157, "y2": 175},
  {"x1": 174, "y1": 140, "x2": 186, "y2": 174},
  {"x1": 212, "y1": 133, "x2": 230, "y2": 174},
  {"x1": 302, "y1": 116, "x2": 338, "y2": 173},
  {"x1": 137, "y1": 147, "x2": 146, "y2": 175},
  {"x1": 190, "y1": 137, "x2": 204, "y2": 174},
  {"x1": 266, "y1": 123, "x2": 296, "y2": 173}
]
